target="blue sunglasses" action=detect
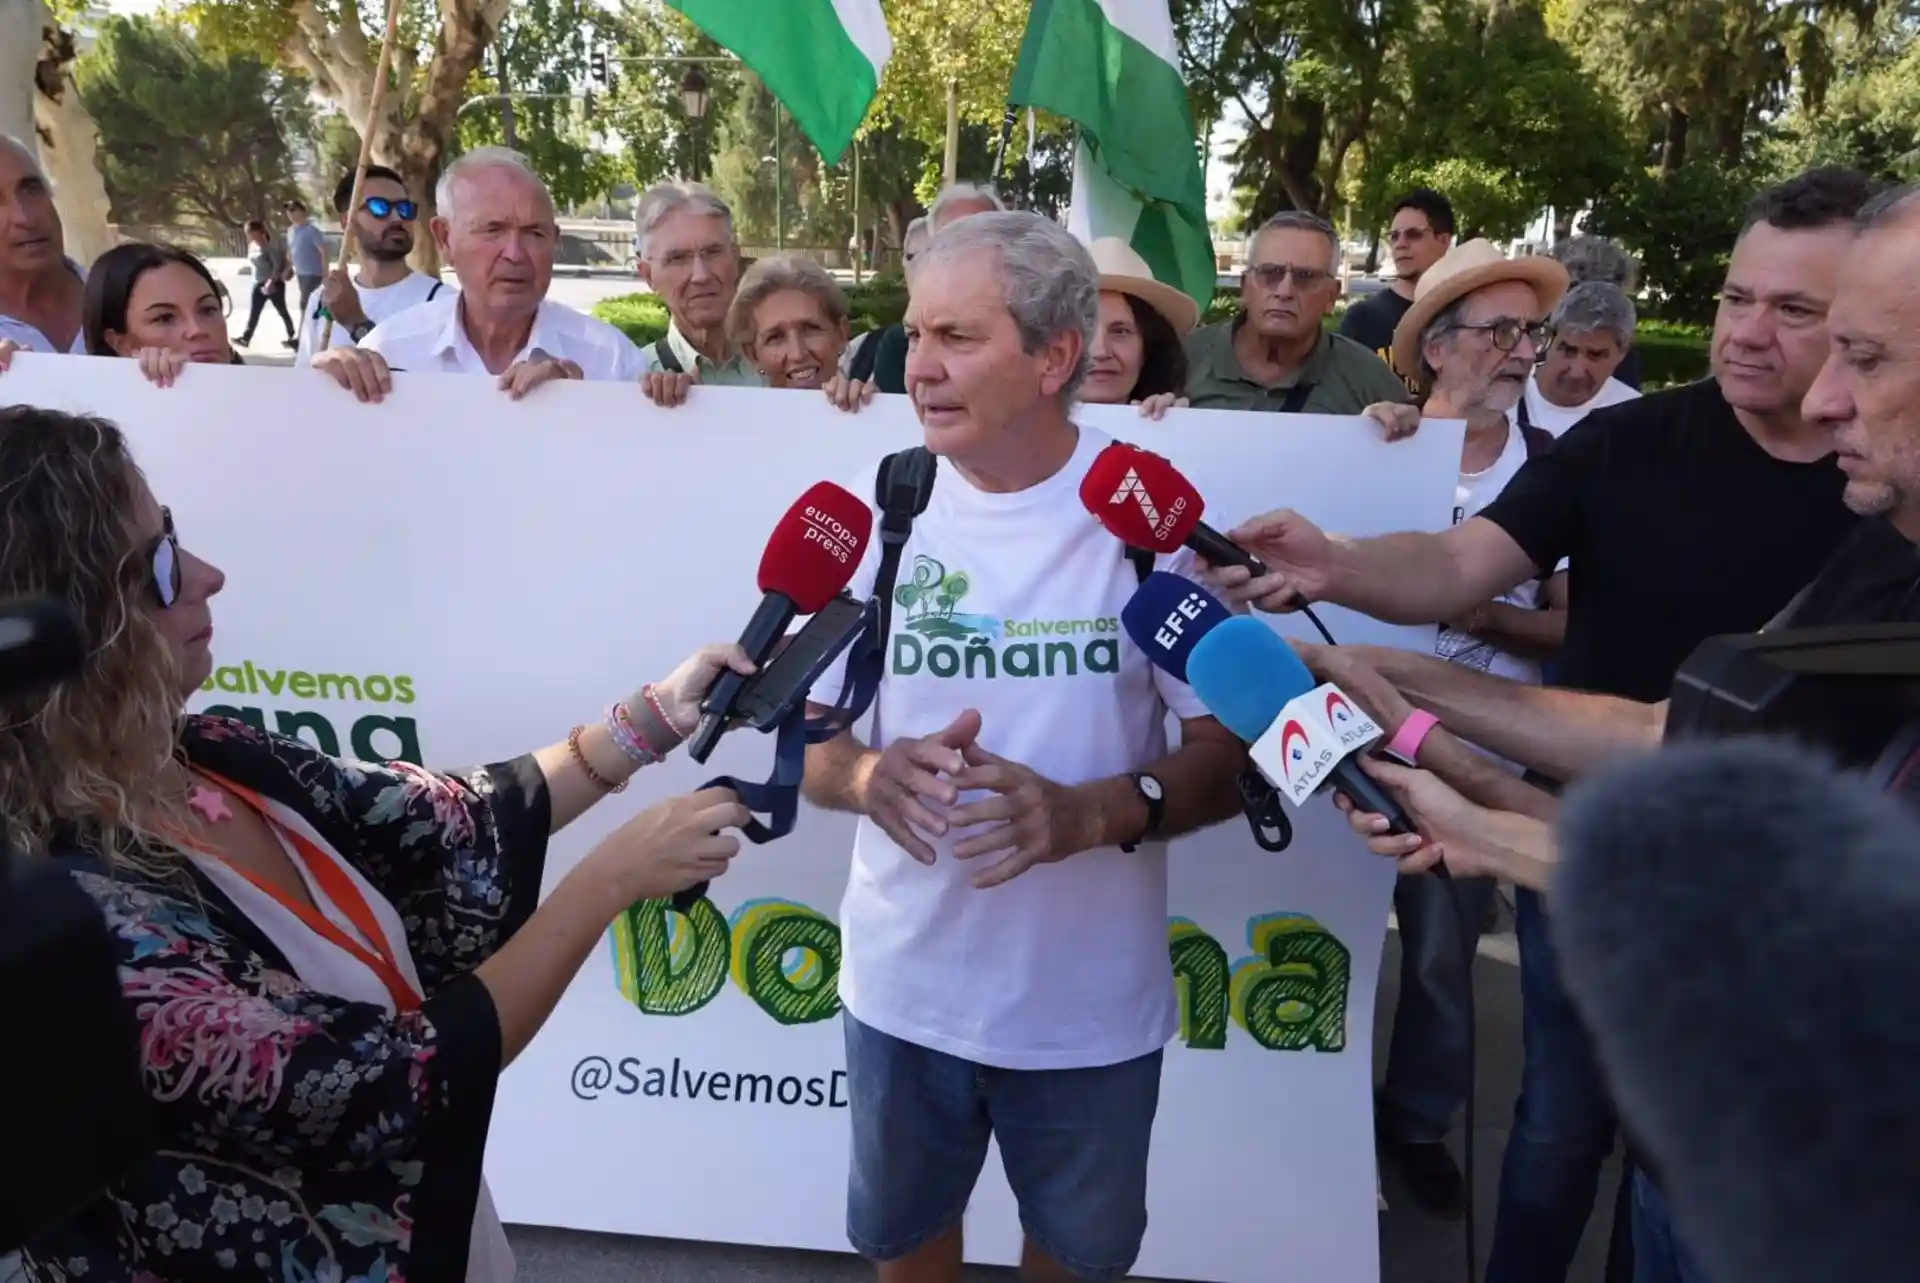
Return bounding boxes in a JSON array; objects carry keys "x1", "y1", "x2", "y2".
[{"x1": 363, "y1": 197, "x2": 418, "y2": 221}]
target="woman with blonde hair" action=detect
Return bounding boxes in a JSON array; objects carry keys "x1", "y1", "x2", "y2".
[
  {"x1": 726, "y1": 252, "x2": 877, "y2": 411},
  {"x1": 1, "y1": 403, "x2": 754, "y2": 1281}
]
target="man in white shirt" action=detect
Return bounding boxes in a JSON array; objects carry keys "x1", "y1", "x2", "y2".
[
  {"x1": 1516, "y1": 280, "x2": 1641, "y2": 436},
  {"x1": 362, "y1": 146, "x2": 647, "y2": 395},
  {"x1": 295, "y1": 165, "x2": 450, "y2": 366},
  {"x1": 0, "y1": 135, "x2": 84, "y2": 356},
  {"x1": 802, "y1": 212, "x2": 1243, "y2": 1283}
]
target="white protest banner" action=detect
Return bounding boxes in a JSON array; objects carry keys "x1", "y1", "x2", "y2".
[
  {"x1": 1252, "y1": 683, "x2": 1388, "y2": 809},
  {"x1": 3, "y1": 354, "x2": 1462, "y2": 1283}
]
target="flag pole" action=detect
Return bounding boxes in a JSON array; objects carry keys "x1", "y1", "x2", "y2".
[{"x1": 317, "y1": 0, "x2": 409, "y2": 351}]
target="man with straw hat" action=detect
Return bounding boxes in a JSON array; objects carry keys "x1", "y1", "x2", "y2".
[
  {"x1": 1373, "y1": 237, "x2": 1570, "y2": 1218},
  {"x1": 1081, "y1": 237, "x2": 1199, "y2": 417}
]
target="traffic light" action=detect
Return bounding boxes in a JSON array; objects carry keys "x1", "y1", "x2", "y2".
[{"x1": 589, "y1": 50, "x2": 608, "y2": 85}]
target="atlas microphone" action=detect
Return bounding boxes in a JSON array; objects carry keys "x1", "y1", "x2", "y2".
[
  {"x1": 686, "y1": 483, "x2": 874, "y2": 764},
  {"x1": 1079, "y1": 442, "x2": 1267, "y2": 576},
  {"x1": 1184, "y1": 616, "x2": 1434, "y2": 870}
]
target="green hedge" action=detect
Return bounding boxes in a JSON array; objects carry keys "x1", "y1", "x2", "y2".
[{"x1": 594, "y1": 284, "x2": 1711, "y2": 390}]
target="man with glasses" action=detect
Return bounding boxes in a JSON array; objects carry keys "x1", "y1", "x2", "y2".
[
  {"x1": 295, "y1": 165, "x2": 449, "y2": 366},
  {"x1": 1183, "y1": 210, "x2": 1410, "y2": 414},
  {"x1": 1339, "y1": 188, "x2": 1456, "y2": 388},
  {"x1": 1203, "y1": 166, "x2": 1878, "y2": 1283},
  {"x1": 633, "y1": 180, "x2": 761, "y2": 398}
]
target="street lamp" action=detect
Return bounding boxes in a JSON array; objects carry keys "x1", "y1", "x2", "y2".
[{"x1": 679, "y1": 67, "x2": 711, "y2": 182}]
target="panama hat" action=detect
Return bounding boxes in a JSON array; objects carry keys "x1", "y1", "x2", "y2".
[
  {"x1": 1391, "y1": 239, "x2": 1569, "y2": 380},
  {"x1": 1086, "y1": 237, "x2": 1201, "y2": 335}
]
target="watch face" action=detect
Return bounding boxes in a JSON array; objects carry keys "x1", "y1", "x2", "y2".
[{"x1": 1137, "y1": 774, "x2": 1165, "y2": 802}]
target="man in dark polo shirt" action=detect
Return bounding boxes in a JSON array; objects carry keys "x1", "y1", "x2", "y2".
[
  {"x1": 1200, "y1": 164, "x2": 1880, "y2": 1283},
  {"x1": 1338, "y1": 187, "x2": 1456, "y2": 390},
  {"x1": 1184, "y1": 209, "x2": 1411, "y2": 415}
]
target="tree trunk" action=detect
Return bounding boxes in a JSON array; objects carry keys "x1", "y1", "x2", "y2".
[
  {"x1": 33, "y1": 6, "x2": 113, "y2": 266},
  {"x1": 1712, "y1": 98, "x2": 1747, "y2": 166},
  {"x1": 1659, "y1": 104, "x2": 1689, "y2": 176},
  {"x1": 1278, "y1": 96, "x2": 1327, "y2": 216},
  {"x1": 1, "y1": 0, "x2": 35, "y2": 144}
]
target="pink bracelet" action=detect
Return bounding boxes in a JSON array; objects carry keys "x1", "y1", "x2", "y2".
[
  {"x1": 1383, "y1": 710, "x2": 1439, "y2": 766},
  {"x1": 604, "y1": 703, "x2": 661, "y2": 766},
  {"x1": 643, "y1": 683, "x2": 688, "y2": 741}
]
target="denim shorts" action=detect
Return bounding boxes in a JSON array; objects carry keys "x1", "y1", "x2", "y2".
[{"x1": 842, "y1": 1012, "x2": 1163, "y2": 1281}]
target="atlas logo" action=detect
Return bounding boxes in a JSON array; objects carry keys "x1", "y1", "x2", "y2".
[
  {"x1": 1279, "y1": 718, "x2": 1312, "y2": 784},
  {"x1": 1325, "y1": 691, "x2": 1356, "y2": 726}
]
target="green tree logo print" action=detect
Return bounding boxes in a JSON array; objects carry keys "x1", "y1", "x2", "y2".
[{"x1": 894, "y1": 555, "x2": 977, "y2": 640}]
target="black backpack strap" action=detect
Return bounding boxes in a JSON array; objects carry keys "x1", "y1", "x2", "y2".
[
  {"x1": 1278, "y1": 381, "x2": 1315, "y2": 414},
  {"x1": 1125, "y1": 546, "x2": 1154, "y2": 584},
  {"x1": 870, "y1": 447, "x2": 938, "y2": 646},
  {"x1": 426, "y1": 280, "x2": 444, "y2": 301},
  {"x1": 1520, "y1": 421, "x2": 1555, "y2": 460},
  {"x1": 847, "y1": 329, "x2": 881, "y2": 382},
  {"x1": 653, "y1": 336, "x2": 684, "y2": 374}
]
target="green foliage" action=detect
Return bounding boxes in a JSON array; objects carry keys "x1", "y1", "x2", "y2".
[
  {"x1": 598, "y1": 0, "x2": 740, "y2": 188},
  {"x1": 1588, "y1": 158, "x2": 1755, "y2": 324},
  {"x1": 75, "y1": 14, "x2": 308, "y2": 231},
  {"x1": 873, "y1": 0, "x2": 1034, "y2": 155},
  {"x1": 454, "y1": 0, "x2": 622, "y2": 209},
  {"x1": 594, "y1": 292, "x2": 672, "y2": 344}
]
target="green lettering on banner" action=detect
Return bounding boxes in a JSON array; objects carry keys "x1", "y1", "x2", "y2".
[
  {"x1": 730, "y1": 899, "x2": 843, "y2": 1025},
  {"x1": 612, "y1": 896, "x2": 730, "y2": 1016},
  {"x1": 1004, "y1": 643, "x2": 1039, "y2": 677},
  {"x1": 200, "y1": 704, "x2": 426, "y2": 767},
  {"x1": 893, "y1": 633, "x2": 923, "y2": 675},
  {"x1": 1231, "y1": 913, "x2": 1351, "y2": 1052},
  {"x1": 963, "y1": 641, "x2": 996, "y2": 679},
  {"x1": 1086, "y1": 638, "x2": 1119, "y2": 673},
  {"x1": 1168, "y1": 919, "x2": 1229, "y2": 1050}
]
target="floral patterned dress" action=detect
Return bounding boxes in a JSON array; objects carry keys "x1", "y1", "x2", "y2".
[{"x1": 20, "y1": 713, "x2": 552, "y2": 1283}]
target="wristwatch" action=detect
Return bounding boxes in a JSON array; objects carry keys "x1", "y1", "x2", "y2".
[
  {"x1": 348, "y1": 320, "x2": 375, "y2": 342},
  {"x1": 1120, "y1": 772, "x2": 1166, "y2": 853}
]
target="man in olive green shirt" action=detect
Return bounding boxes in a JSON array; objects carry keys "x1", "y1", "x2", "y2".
[
  {"x1": 1186, "y1": 210, "x2": 1412, "y2": 414},
  {"x1": 634, "y1": 180, "x2": 763, "y2": 387}
]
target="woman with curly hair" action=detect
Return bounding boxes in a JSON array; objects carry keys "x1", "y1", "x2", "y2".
[{"x1": 0, "y1": 403, "x2": 754, "y2": 1282}]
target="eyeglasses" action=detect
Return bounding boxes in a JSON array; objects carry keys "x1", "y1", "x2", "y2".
[
  {"x1": 1453, "y1": 318, "x2": 1555, "y2": 355},
  {"x1": 363, "y1": 197, "x2": 418, "y2": 222},
  {"x1": 655, "y1": 244, "x2": 733, "y2": 271},
  {"x1": 1245, "y1": 263, "x2": 1332, "y2": 290},
  {"x1": 1387, "y1": 227, "x2": 1430, "y2": 245},
  {"x1": 151, "y1": 507, "x2": 181, "y2": 609}
]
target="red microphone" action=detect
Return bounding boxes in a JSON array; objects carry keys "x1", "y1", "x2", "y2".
[
  {"x1": 1079, "y1": 442, "x2": 1267, "y2": 575},
  {"x1": 687, "y1": 482, "x2": 874, "y2": 763}
]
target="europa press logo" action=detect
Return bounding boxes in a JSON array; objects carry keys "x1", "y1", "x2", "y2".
[{"x1": 1279, "y1": 717, "x2": 1314, "y2": 786}]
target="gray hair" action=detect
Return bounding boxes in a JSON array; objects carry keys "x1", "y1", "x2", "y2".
[
  {"x1": 0, "y1": 135, "x2": 41, "y2": 180},
  {"x1": 436, "y1": 146, "x2": 550, "y2": 223},
  {"x1": 1417, "y1": 295, "x2": 1473, "y2": 387},
  {"x1": 929, "y1": 182, "x2": 1005, "y2": 232},
  {"x1": 1551, "y1": 280, "x2": 1637, "y2": 345},
  {"x1": 1856, "y1": 181, "x2": 1920, "y2": 232},
  {"x1": 634, "y1": 180, "x2": 736, "y2": 260},
  {"x1": 727, "y1": 253, "x2": 848, "y2": 354},
  {"x1": 903, "y1": 216, "x2": 931, "y2": 255},
  {"x1": 917, "y1": 210, "x2": 1099, "y2": 401},
  {"x1": 1549, "y1": 235, "x2": 1639, "y2": 294},
  {"x1": 1247, "y1": 210, "x2": 1340, "y2": 273}
]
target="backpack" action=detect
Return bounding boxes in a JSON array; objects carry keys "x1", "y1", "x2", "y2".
[
  {"x1": 652, "y1": 336, "x2": 682, "y2": 373},
  {"x1": 1513, "y1": 396, "x2": 1556, "y2": 459},
  {"x1": 866, "y1": 446, "x2": 1155, "y2": 650}
]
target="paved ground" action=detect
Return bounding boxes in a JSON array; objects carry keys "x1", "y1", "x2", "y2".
[{"x1": 3, "y1": 914, "x2": 1624, "y2": 1282}]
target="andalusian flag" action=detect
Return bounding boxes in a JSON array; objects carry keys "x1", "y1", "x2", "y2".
[
  {"x1": 1010, "y1": 0, "x2": 1215, "y2": 311},
  {"x1": 667, "y1": 0, "x2": 891, "y2": 163}
]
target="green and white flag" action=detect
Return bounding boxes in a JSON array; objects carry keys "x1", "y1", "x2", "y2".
[
  {"x1": 1010, "y1": 0, "x2": 1215, "y2": 311},
  {"x1": 667, "y1": 0, "x2": 890, "y2": 164}
]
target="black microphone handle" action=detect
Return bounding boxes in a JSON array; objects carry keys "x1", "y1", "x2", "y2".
[
  {"x1": 1327, "y1": 754, "x2": 1451, "y2": 881},
  {"x1": 1184, "y1": 522, "x2": 1268, "y2": 577},
  {"x1": 687, "y1": 591, "x2": 799, "y2": 764}
]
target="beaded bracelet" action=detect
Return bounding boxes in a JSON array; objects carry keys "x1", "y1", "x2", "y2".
[
  {"x1": 606, "y1": 701, "x2": 666, "y2": 766},
  {"x1": 567, "y1": 725, "x2": 627, "y2": 793},
  {"x1": 641, "y1": 683, "x2": 689, "y2": 745}
]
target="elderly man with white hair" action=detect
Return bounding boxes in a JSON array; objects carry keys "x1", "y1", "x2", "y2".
[
  {"x1": 1519, "y1": 280, "x2": 1641, "y2": 435},
  {"x1": 0, "y1": 135, "x2": 85, "y2": 355},
  {"x1": 802, "y1": 211, "x2": 1243, "y2": 1283},
  {"x1": 857, "y1": 182, "x2": 1007, "y2": 396},
  {"x1": 361, "y1": 146, "x2": 646, "y2": 398},
  {"x1": 633, "y1": 180, "x2": 760, "y2": 399}
]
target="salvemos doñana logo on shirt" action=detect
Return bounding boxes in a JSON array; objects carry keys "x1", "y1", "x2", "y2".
[{"x1": 891, "y1": 554, "x2": 1121, "y2": 680}]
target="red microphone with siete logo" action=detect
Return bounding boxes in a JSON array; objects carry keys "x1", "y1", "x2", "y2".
[
  {"x1": 687, "y1": 482, "x2": 874, "y2": 763},
  {"x1": 1079, "y1": 442, "x2": 1268, "y2": 574}
]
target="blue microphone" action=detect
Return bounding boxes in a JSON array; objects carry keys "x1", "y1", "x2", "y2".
[
  {"x1": 1121, "y1": 572, "x2": 1233, "y2": 682},
  {"x1": 1186, "y1": 618, "x2": 1428, "y2": 859}
]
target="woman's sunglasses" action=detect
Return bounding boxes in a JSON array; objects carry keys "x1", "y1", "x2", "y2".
[
  {"x1": 363, "y1": 197, "x2": 418, "y2": 222},
  {"x1": 151, "y1": 506, "x2": 182, "y2": 609}
]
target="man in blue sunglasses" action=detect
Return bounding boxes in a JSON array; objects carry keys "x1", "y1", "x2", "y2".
[{"x1": 294, "y1": 165, "x2": 450, "y2": 367}]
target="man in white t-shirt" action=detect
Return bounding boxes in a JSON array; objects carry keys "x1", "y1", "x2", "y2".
[
  {"x1": 802, "y1": 212, "x2": 1244, "y2": 1283},
  {"x1": 295, "y1": 165, "x2": 451, "y2": 366},
  {"x1": 363, "y1": 147, "x2": 647, "y2": 395},
  {"x1": 1516, "y1": 281, "x2": 1641, "y2": 436},
  {"x1": 1373, "y1": 240, "x2": 1574, "y2": 1217}
]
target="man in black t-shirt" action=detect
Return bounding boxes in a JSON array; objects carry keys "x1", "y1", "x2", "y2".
[
  {"x1": 1338, "y1": 188, "x2": 1455, "y2": 391},
  {"x1": 1205, "y1": 165, "x2": 1883, "y2": 1283}
]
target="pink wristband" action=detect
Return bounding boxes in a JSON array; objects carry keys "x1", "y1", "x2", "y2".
[{"x1": 1383, "y1": 710, "x2": 1439, "y2": 766}]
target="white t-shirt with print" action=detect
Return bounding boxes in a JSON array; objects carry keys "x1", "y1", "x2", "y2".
[
  {"x1": 1515, "y1": 372, "x2": 1639, "y2": 436},
  {"x1": 809, "y1": 425, "x2": 1206, "y2": 1072},
  {"x1": 1436, "y1": 422, "x2": 1564, "y2": 688}
]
